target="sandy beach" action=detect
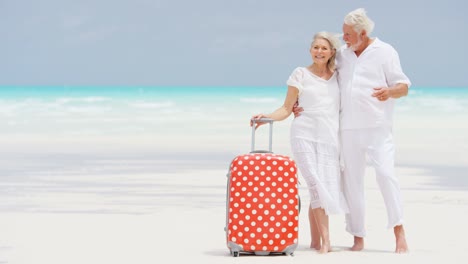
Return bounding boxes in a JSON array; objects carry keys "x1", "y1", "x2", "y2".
[{"x1": 1, "y1": 148, "x2": 468, "y2": 264}]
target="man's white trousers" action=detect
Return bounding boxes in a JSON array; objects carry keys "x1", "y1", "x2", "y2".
[{"x1": 341, "y1": 127, "x2": 404, "y2": 237}]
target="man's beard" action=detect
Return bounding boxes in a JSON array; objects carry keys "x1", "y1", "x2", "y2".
[{"x1": 350, "y1": 35, "x2": 363, "y2": 51}]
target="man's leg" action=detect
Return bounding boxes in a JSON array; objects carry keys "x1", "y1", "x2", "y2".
[
  {"x1": 341, "y1": 130, "x2": 367, "y2": 250},
  {"x1": 367, "y1": 128, "x2": 408, "y2": 253}
]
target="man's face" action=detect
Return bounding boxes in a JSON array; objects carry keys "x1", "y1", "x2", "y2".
[{"x1": 342, "y1": 24, "x2": 362, "y2": 51}]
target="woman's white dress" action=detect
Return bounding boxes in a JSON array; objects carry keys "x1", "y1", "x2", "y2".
[{"x1": 287, "y1": 67, "x2": 347, "y2": 215}]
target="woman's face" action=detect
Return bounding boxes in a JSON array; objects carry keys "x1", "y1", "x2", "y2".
[{"x1": 310, "y1": 38, "x2": 333, "y2": 65}]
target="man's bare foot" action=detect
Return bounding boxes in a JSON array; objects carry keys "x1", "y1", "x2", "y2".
[
  {"x1": 310, "y1": 242, "x2": 321, "y2": 250},
  {"x1": 394, "y1": 225, "x2": 409, "y2": 253},
  {"x1": 319, "y1": 242, "x2": 332, "y2": 254},
  {"x1": 350, "y1": 236, "x2": 364, "y2": 251}
]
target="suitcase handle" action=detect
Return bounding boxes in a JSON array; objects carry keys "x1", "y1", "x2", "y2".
[{"x1": 250, "y1": 117, "x2": 274, "y2": 153}]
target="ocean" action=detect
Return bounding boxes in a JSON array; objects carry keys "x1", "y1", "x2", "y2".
[{"x1": 0, "y1": 86, "x2": 467, "y2": 168}]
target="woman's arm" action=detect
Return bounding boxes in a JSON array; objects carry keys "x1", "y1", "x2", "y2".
[{"x1": 251, "y1": 86, "x2": 299, "y2": 129}]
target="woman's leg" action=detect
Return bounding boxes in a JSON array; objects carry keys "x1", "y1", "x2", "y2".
[
  {"x1": 313, "y1": 208, "x2": 331, "y2": 254},
  {"x1": 309, "y1": 204, "x2": 321, "y2": 250}
]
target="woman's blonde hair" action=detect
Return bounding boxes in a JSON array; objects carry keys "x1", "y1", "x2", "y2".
[{"x1": 312, "y1": 31, "x2": 342, "y2": 71}]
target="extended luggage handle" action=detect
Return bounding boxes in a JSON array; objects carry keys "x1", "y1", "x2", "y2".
[{"x1": 250, "y1": 117, "x2": 274, "y2": 153}]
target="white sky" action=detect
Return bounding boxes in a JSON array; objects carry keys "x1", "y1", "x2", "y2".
[{"x1": 1, "y1": 0, "x2": 467, "y2": 87}]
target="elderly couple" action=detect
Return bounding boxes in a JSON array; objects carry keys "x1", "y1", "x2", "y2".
[{"x1": 251, "y1": 8, "x2": 410, "y2": 254}]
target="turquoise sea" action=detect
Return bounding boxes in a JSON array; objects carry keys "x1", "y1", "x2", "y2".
[{"x1": 0, "y1": 86, "x2": 467, "y2": 135}]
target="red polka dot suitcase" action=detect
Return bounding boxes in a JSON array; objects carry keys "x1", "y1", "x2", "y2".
[{"x1": 225, "y1": 118, "x2": 299, "y2": 257}]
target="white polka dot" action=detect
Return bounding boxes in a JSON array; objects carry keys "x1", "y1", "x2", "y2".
[
  {"x1": 269, "y1": 240, "x2": 274, "y2": 245},
  {"x1": 282, "y1": 228, "x2": 287, "y2": 233},
  {"x1": 238, "y1": 160, "x2": 243, "y2": 165},
  {"x1": 257, "y1": 227, "x2": 262, "y2": 232},
  {"x1": 235, "y1": 192, "x2": 240, "y2": 197},
  {"x1": 278, "y1": 166, "x2": 283, "y2": 171},
  {"x1": 246, "y1": 203, "x2": 251, "y2": 208},
  {"x1": 257, "y1": 215, "x2": 263, "y2": 221},
  {"x1": 271, "y1": 193, "x2": 276, "y2": 198},
  {"x1": 263, "y1": 234, "x2": 268, "y2": 239},
  {"x1": 232, "y1": 225, "x2": 238, "y2": 230},
  {"x1": 264, "y1": 210, "x2": 270, "y2": 215},
  {"x1": 251, "y1": 221, "x2": 256, "y2": 226},
  {"x1": 251, "y1": 245, "x2": 256, "y2": 250},
  {"x1": 280, "y1": 240, "x2": 286, "y2": 245},
  {"x1": 282, "y1": 216, "x2": 287, "y2": 221},
  {"x1": 278, "y1": 188, "x2": 283, "y2": 192},
  {"x1": 261, "y1": 161, "x2": 266, "y2": 165},
  {"x1": 262, "y1": 246, "x2": 267, "y2": 250},
  {"x1": 253, "y1": 198, "x2": 258, "y2": 203},
  {"x1": 241, "y1": 187, "x2": 247, "y2": 192},
  {"x1": 265, "y1": 198, "x2": 270, "y2": 203},
  {"x1": 278, "y1": 177, "x2": 283, "y2": 182},
  {"x1": 266, "y1": 177, "x2": 271, "y2": 181},
  {"x1": 270, "y1": 216, "x2": 275, "y2": 221},
  {"x1": 232, "y1": 237, "x2": 237, "y2": 242},
  {"x1": 263, "y1": 222, "x2": 269, "y2": 227},
  {"x1": 244, "y1": 238, "x2": 249, "y2": 243},
  {"x1": 243, "y1": 166, "x2": 248, "y2": 170},
  {"x1": 246, "y1": 215, "x2": 250, "y2": 220},
  {"x1": 274, "y1": 246, "x2": 279, "y2": 251},
  {"x1": 250, "y1": 233, "x2": 255, "y2": 238},
  {"x1": 255, "y1": 166, "x2": 260, "y2": 171},
  {"x1": 238, "y1": 232, "x2": 243, "y2": 237},
  {"x1": 272, "y1": 171, "x2": 277, "y2": 176},
  {"x1": 275, "y1": 234, "x2": 280, "y2": 238},
  {"x1": 249, "y1": 161, "x2": 254, "y2": 165},
  {"x1": 249, "y1": 171, "x2": 254, "y2": 175},
  {"x1": 266, "y1": 166, "x2": 271, "y2": 171},
  {"x1": 269, "y1": 228, "x2": 274, "y2": 233},
  {"x1": 233, "y1": 214, "x2": 238, "y2": 219},
  {"x1": 247, "y1": 192, "x2": 252, "y2": 197},
  {"x1": 252, "y1": 209, "x2": 257, "y2": 215},
  {"x1": 289, "y1": 210, "x2": 294, "y2": 215},
  {"x1": 253, "y1": 186, "x2": 258, "y2": 191},
  {"x1": 240, "y1": 197, "x2": 246, "y2": 202},
  {"x1": 258, "y1": 204, "x2": 264, "y2": 209}
]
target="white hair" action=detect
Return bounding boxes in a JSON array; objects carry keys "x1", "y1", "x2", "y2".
[
  {"x1": 312, "y1": 31, "x2": 342, "y2": 71},
  {"x1": 344, "y1": 8, "x2": 375, "y2": 35}
]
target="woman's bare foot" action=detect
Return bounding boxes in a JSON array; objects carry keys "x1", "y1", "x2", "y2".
[
  {"x1": 394, "y1": 225, "x2": 409, "y2": 253},
  {"x1": 350, "y1": 236, "x2": 364, "y2": 251},
  {"x1": 310, "y1": 242, "x2": 321, "y2": 250},
  {"x1": 319, "y1": 242, "x2": 332, "y2": 254}
]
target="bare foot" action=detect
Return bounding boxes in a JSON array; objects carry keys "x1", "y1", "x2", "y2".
[
  {"x1": 394, "y1": 225, "x2": 409, "y2": 253},
  {"x1": 319, "y1": 242, "x2": 332, "y2": 254},
  {"x1": 350, "y1": 236, "x2": 364, "y2": 251},
  {"x1": 310, "y1": 242, "x2": 321, "y2": 250}
]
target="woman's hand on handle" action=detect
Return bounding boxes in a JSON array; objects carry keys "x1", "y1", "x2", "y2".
[{"x1": 250, "y1": 114, "x2": 268, "y2": 129}]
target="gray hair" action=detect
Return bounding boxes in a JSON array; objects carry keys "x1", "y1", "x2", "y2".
[
  {"x1": 344, "y1": 8, "x2": 375, "y2": 35},
  {"x1": 312, "y1": 31, "x2": 342, "y2": 71}
]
